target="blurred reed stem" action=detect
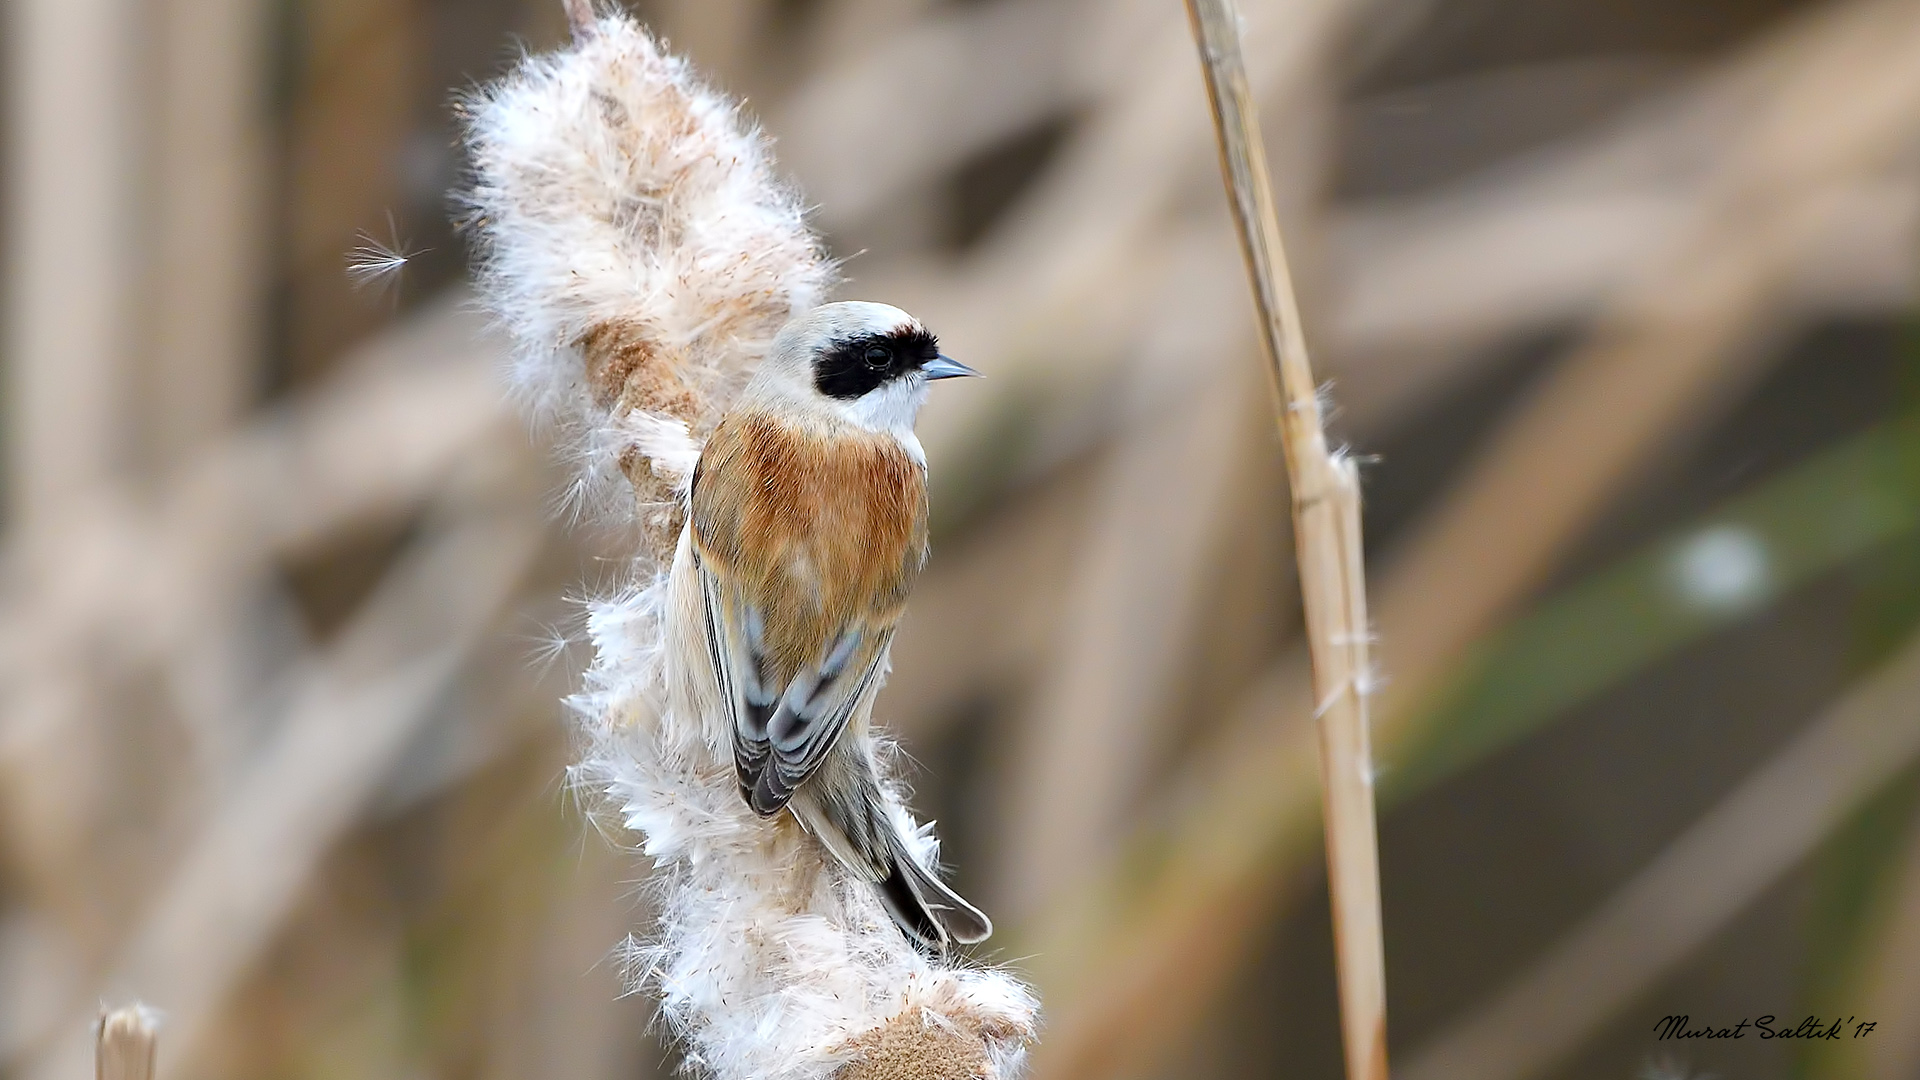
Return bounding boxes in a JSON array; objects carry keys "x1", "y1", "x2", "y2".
[
  {"x1": 95, "y1": 1006, "x2": 157, "y2": 1080},
  {"x1": 1183, "y1": 4, "x2": 1388, "y2": 1080},
  {"x1": 564, "y1": 0, "x2": 595, "y2": 38}
]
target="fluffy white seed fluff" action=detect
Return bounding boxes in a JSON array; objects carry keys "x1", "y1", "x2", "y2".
[
  {"x1": 461, "y1": 8, "x2": 831, "y2": 524},
  {"x1": 461, "y1": 12, "x2": 1038, "y2": 1079}
]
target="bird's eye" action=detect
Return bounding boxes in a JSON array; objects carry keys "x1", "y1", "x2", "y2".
[{"x1": 863, "y1": 345, "x2": 891, "y2": 369}]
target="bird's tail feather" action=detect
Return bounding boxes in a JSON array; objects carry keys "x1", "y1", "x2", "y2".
[
  {"x1": 794, "y1": 783, "x2": 992, "y2": 955},
  {"x1": 883, "y1": 830, "x2": 993, "y2": 952},
  {"x1": 877, "y1": 853, "x2": 948, "y2": 955}
]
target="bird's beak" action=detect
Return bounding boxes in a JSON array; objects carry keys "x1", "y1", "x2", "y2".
[{"x1": 922, "y1": 354, "x2": 980, "y2": 381}]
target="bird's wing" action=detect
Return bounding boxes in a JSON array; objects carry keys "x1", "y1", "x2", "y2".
[
  {"x1": 688, "y1": 408, "x2": 925, "y2": 824},
  {"x1": 753, "y1": 622, "x2": 891, "y2": 818},
  {"x1": 698, "y1": 560, "x2": 892, "y2": 820},
  {"x1": 693, "y1": 559, "x2": 758, "y2": 784}
]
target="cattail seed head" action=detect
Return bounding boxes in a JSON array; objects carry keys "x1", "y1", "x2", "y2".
[{"x1": 460, "y1": 13, "x2": 1039, "y2": 1079}]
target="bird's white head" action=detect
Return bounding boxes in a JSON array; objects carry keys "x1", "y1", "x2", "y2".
[{"x1": 748, "y1": 301, "x2": 979, "y2": 442}]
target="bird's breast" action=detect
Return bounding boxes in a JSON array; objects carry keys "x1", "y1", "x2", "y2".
[{"x1": 691, "y1": 410, "x2": 928, "y2": 678}]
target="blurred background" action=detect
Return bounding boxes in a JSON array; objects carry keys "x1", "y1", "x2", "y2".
[{"x1": 4, "y1": 0, "x2": 1920, "y2": 1079}]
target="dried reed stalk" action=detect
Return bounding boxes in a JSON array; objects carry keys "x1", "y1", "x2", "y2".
[
  {"x1": 1183, "y1": 3, "x2": 1388, "y2": 1080},
  {"x1": 95, "y1": 1006, "x2": 158, "y2": 1080}
]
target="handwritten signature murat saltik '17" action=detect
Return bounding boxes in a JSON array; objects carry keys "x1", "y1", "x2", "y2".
[{"x1": 1654, "y1": 1015, "x2": 1877, "y2": 1041}]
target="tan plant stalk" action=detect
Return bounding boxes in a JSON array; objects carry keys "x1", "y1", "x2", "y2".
[
  {"x1": 1183, "y1": 3, "x2": 1388, "y2": 1080},
  {"x1": 95, "y1": 1005, "x2": 158, "y2": 1080}
]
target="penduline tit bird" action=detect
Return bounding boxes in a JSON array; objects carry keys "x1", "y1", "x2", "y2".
[{"x1": 673, "y1": 300, "x2": 989, "y2": 954}]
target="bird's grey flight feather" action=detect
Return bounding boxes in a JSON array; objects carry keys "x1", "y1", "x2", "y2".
[{"x1": 698, "y1": 560, "x2": 889, "y2": 818}]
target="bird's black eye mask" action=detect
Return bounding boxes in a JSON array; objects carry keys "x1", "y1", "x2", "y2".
[{"x1": 814, "y1": 327, "x2": 940, "y2": 401}]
